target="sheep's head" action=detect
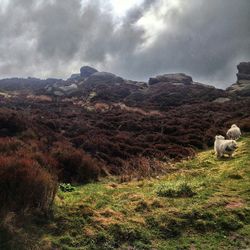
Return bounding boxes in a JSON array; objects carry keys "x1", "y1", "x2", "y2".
[
  {"x1": 215, "y1": 135, "x2": 225, "y2": 140},
  {"x1": 225, "y1": 140, "x2": 238, "y2": 152},
  {"x1": 230, "y1": 140, "x2": 238, "y2": 149}
]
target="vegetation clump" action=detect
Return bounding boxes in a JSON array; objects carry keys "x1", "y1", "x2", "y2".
[
  {"x1": 156, "y1": 182, "x2": 196, "y2": 198},
  {"x1": 59, "y1": 183, "x2": 75, "y2": 192},
  {"x1": 51, "y1": 142, "x2": 101, "y2": 183},
  {"x1": 0, "y1": 156, "x2": 57, "y2": 214}
]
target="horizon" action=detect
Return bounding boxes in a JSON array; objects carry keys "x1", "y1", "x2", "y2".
[{"x1": 0, "y1": 65, "x2": 238, "y2": 90}]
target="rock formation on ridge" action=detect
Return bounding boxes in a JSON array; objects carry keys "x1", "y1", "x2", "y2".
[
  {"x1": 227, "y1": 62, "x2": 250, "y2": 96},
  {"x1": 149, "y1": 73, "x2": 193, "y2": 85}
]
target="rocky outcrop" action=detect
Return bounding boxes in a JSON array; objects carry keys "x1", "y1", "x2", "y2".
[
  {"x1": 42, "y1": 67, "x2": 227, "y2": 107},
  {"x1": 67, "y1": 66, "x2": 98, "y2": 81},
  {"x1": 45, "y1": 83, "x2": 79, "y2": 97},
  {"x1": 68, "y1": 73, "x2": 81, "y2": 81},
  {"x1": 0, "y1": 77, "x2": 63, "y2": 92},
  {"x1": 237, "y1": 62, "x2": 250, "y2": 74},
  {"x1": 126, "y1": 78, "x2": 227, "y2": 109},
  {"x1": 44, "y1": 68, "x2": 126, "y2": 98},
  {"x1": 59, "y1": 84, "x2": 78, "y2": 95},
  {"x1": 237, "y1": 62, "x2": 250, "y2": 80},
  {"x1": 213, "y1": 97, "x2": 231, "y2": 103},
  {"x1": 85, "y1": 72, "x2": 124, "y2": 85},
  {"x1": 80, "y1": 66, "x2": 98, "y2": 78},
  {"x1": 149, "y1": 73, "x2": 193, "y2": 85},
  {"x1": 227, "y1": 62, "x2": 250, "y2": 96}
]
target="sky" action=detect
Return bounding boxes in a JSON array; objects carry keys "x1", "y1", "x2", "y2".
[{"x1": 0, "y1": 0, "x2": 249, "y2": 88}]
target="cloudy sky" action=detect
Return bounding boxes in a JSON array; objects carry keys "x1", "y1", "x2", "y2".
[{"x1": 0, "y1": 0, "x2": 249, "y2": 88}]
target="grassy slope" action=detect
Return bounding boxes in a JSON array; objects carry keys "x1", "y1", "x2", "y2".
[{"x1": 34, "y1": 136, "x2": 249, "y2": 249}]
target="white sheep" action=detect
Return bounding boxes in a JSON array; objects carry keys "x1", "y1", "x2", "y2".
[
  {"x1": 214, "y1": 135, "x2": 237, "y2": 158},
  {"x1": 226, "y1": 124, "x2": 241, "y2": 140}
]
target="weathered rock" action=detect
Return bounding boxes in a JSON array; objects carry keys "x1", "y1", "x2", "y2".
[
  {"x1": 237, "y1": 73, "x2": 250, "y2": 81},
  {"x1": 227, "y1": 81, "x2": 250, "y2": 96},
  {"x1": 148, "y1": 77, "x2": 159, "y2": 85},
  {"x1": 80, "y1": 66, "x2": 98, "y2": 78},
  {"x1": 45, "y1": 78, "x2": 63, "y2": 85},
  {"x1": 53, "y1": 90, "x2": 64, "y2": 96},
  {"x1": 213, "y1": 97, "x2": 231, "y2": 103},
  {"x1": 149, "y1": 73, "x2": 193, "y2": 85},
  {"x1": 45, "y1": 82, "x2": 79, "y2": 97},
  {"x1": 68, "y1": 73, "x2": 81, "y2": 81},
  {"x1": 227, "y1": 62, "x2": 250, "y2": 96},
  {"x1": 0, "y1": 77, "x2": 63, "y2": 92},
  {"x1": 237, "y1": 62, "x2": 250, "y2": 75},
  {"x1": 59, "y1": 84, "x2": 78, "y2": 95},
  {"x1": 85, "y1": 72, "x2": 124, "y2": 85}
]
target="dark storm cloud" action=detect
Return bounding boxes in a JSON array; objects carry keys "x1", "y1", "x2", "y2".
[
  {"x1": 110, "y1": 0, "x2": 250, "y2": 87},
  {"x1": 35, "y1": 0, "x2": 83, "y2": 59},
  {"x1": 0, "y1": 0, "x2": 249, "y2": 87}
]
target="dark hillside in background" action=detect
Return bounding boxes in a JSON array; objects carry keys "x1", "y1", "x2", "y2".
[{"x1": 0, "y1": 62, "x2": 249, "y2": 179}]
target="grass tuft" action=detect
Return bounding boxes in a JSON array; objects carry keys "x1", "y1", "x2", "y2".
[{"x1": 156, "y1": 181, "x2": 196, "y2": 198}]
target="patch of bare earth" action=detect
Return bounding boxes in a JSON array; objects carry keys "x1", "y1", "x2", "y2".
[{"x1": 225, "y1": 200, "x2": 245, "y2": 209}]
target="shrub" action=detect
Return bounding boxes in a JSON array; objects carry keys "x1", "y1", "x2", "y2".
[
  {"x1": 0, "y1": 109, "x2": 27, "y2": 135},
  {"x1": 0, "y1": 212, "x2": 28, "y2": 250},
  {"x1": 0, "y1": 156, "x2": 57, "y2": 214},
  {"x1": 77, "y1": 154, "x2": 101, "y2": 183},
  {"x1": 239, "y1": 118, "x2": 250, "y2": 132},
  {"x1": 0, "y1": 137, "x2": 23, "y2": 154},
  {"x1": 52, "y1": 143, "x2": 101, "y2": 183},
  {"x1": 31, "y1": 152, "x2": 58, "y2": 175}
]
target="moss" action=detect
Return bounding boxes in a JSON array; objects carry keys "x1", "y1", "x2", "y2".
[
  {"x1": 194, "y1": 219, "x2": 217, "y2": 231},
  {"x1": 59, "y1": 235, "x2": 74, "y2": 245},
  {"x1": 159, "y1": 219, "x2": 184, "y2": 238},
  {"x1": 216, "y1": 215, "x2": 244, "y2": 231},
  {"x1": 108, "y1": 223, "x2": 150, "y2": 245}
]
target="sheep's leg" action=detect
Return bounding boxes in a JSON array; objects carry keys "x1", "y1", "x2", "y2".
[{"x1": 217, "y1": 152, "x2": 222, "y2": 158}]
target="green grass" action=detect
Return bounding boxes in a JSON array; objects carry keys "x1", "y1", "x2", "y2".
[{"x1": 4, "y1": 136, "x2": 250, "y2": 249}]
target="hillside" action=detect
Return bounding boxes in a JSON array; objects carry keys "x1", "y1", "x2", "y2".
[
  {"x1": 2, "y1": 135, "x2": 249, "y2": 250},
  {"x1": 0, "y1": 62, "x2": 249, "y2": 250},
  {"x1": 0, "y1": 63, "x2": 249, "y2": 177},
  {"x1": 1, "y1": 91, "x2": 249, "y2": 178}
]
